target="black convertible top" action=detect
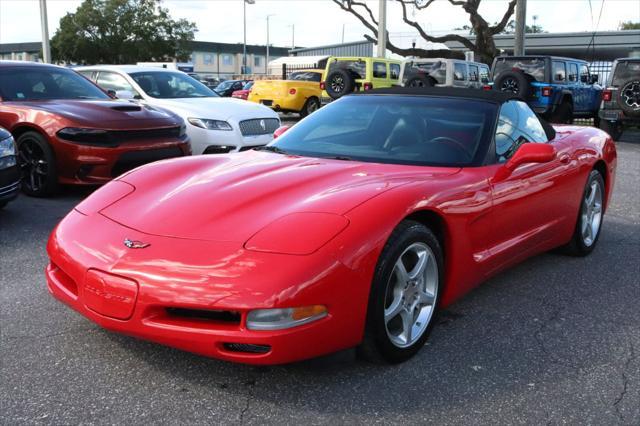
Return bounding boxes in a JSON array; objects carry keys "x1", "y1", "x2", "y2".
[{"x1": 352, "y1": 86, "x2": 522, "y2": 103}]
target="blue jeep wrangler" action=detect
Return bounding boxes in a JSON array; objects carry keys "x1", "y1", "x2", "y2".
[{"x1": 491, "y1": 56, "x2": 602, "y2": 124}]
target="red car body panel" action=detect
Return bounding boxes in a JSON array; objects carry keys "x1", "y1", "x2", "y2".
[
  {"x1": 0, "y1": 63, "x2": 190, "y2": 185},
  {"x1": 231, "y1": 89, "x2": 251, "y2": 100},
  {"x1": 46, "y1": 124, "x2": 616, "y2": 364}
]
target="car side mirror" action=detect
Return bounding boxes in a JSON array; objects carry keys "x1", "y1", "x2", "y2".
[
  {"x1": 273, "y1": 125, "x2": 290, "y2": 139},
  {"x1": 590, "y1": 74, "x2": 599, "y2": 84},
  {"x1": 106, "y1": 89, "x2": 117, "y2": 99},
  {"x1": 115, "y1": 90, "x2": 135, "y2": 100},
  {"x1": 495, "y1": 143, "x2": 556, "y2": 181}
]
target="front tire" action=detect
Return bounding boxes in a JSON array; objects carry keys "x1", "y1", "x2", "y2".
[
  {"x1": 562, "y1": 170, "x2": 605, "y2": 256},
  {"x1": 16, "y1": 131, "x2": 58, "y2": 197},
  {"x1": 357, "y1": 220, "x2": 443, "y2": 363}
]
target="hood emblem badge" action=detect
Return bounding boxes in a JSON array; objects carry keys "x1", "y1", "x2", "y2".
[
  {"x1": 260, "y1": 119, "x2": 266, "y2": 131},
  {"x1": 124, "y1": 238, "x2": 150, "y2": 249}
]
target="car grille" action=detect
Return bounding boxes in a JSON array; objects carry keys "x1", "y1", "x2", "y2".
[
  {"x1": 111, "y1": 127, "x2": 182, "y2": 143},
  {"x1": 239, "y1": 118, "x2": 280, "y2": 136}
]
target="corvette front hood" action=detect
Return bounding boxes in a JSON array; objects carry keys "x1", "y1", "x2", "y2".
[{"x1": 101, "y1": 151, "x2": 459, "y2": 242}]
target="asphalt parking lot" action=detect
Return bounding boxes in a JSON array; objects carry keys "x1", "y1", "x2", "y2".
[{"x1": 1, "y1": 132, "x2": 639, "y2": 425}]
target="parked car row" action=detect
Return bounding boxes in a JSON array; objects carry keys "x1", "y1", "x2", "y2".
[{"x1": 0, "y1": 61, "x2": 280, "y2": 203}]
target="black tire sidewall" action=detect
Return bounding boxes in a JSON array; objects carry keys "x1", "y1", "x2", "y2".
[
  {"x1": 599, "y1": 120, "x2": 623, "y2": 141},
  {"x1": 617, "y1": 80, "x2": 640, "y2": 117},
  {"x1": 359, "y1": 220, "x2": 444, "y2": 363},
  {"x1": 16, "y1": 131, "x2": 57, "y2": 197},
  {"x1": 325, "y1": 68, "x2": 355, "y2": 99},
  {"x1": 494, "y1": 71, "x2": 531, "y2": 98},
  {"x1": 405, "y1": 74, "x2": 433, "y2": 87}
]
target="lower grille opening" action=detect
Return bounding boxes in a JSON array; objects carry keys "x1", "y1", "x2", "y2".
[
  {"x1": 165, "y1": 307, "x2": 241, "y2": 324},
  {"x1": 203, "y1": 145, "x2": 235, "y2": 154},
  {"x1": 49, "y1": 262, "x2": 79, "y2": 297},
  {"x1": 111, "y1": 147, "x2": 184, "y2": 177},
  {"x1": 223, "y1": 343, "x2": 271, "y2": 354}
]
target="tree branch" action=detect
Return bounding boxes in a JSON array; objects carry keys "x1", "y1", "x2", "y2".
[
  {"x1": 363, "y1": 34, "x2": 464, "y2": 59},
  {"x1": 396, "y1": 0, "x2": 476, "y2": 50},
  {"x1": 490, "y1": 0, "x2": 517, "y2": 34}
]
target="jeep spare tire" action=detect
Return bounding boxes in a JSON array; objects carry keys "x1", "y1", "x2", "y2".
[
  {"x1": 493, "y1": 71, "x2": 531, "y2": 98},
  {"x1": 618, "y1": 80, "x2": 640, "y2": 117},
  {"x1": 405, "y1": 74, "x2": 434, "y2": 88},
  {"x1": 325, "y1": 68, "x2": 355, "y2": 99}
]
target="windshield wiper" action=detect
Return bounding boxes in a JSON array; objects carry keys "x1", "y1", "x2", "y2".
[
  {"x1": 254, "y1": 145, "x2": 290, "y2": 155},
  {"x1": 320, "y1": 155, "x2": 353, "y2": 161}
]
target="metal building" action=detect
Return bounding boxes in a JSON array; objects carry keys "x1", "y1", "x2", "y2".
[{"x1": 290, "y1": 40, "x2": 374, "y2": 57}]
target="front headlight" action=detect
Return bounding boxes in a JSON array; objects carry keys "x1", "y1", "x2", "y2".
[
  {"x1": 246, "y1": 305, "x2": 328, "y2": 330},
  {"x1": 57, "y1": 128, "x2": 112, "y2": 146},
  {"x1": 0, "y1": 135, "x2": 16, "y2": 158},
  {"x1": 188, "y1": 118, "x2": 233, "y2": 131}
]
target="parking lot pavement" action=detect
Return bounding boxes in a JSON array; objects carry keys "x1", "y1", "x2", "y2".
[{"x1": 1, "y1": 140, "x2": 639, "y2": 425}]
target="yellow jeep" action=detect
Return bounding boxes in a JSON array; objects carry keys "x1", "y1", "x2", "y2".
[
  {"x1": 321, "y1": 57, "x2": 402, "y2": 102},
  {"x1": 248, "y1": 70, "x2": 324, "y2": 117}
]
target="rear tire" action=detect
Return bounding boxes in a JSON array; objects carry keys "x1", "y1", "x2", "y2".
[
  {"x1": 300, "y1": 97, "x2": 320, "y2": 117},
  {"x1": 405, "y1": 74, "x2": 433, "y2": 88},
  {"x1": 493, "y1": 71, "x2": 531, "y2": 98},
  {"x1": 357, "y1": 220, "x2": 443, "y2": 364},
  {"x1": 325, "y1": 68, "x2": 355, "y2": 100},
  {"x1": 550, "y1": 100, "x2": 574, "y2": 124},
  {"x1": 16, "y1": 131, "x2": 58, "y2": 197},
  {"x1": 599, "y1": 119, "x2": 623, "y2": 141},
  {"x1": 561, "y1": 170, "x2": 605, "y2": 256}
]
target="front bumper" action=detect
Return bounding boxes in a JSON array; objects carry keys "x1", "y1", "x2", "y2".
[
  {"x1": 0, "y1": 164, "x2": 20, "y2": 203},
  {"x1": 53, "y1": 137, "x2": 191, "y2": 185},
  {"x1": 598, "y1": 108, "x2": 640, "y2": 123},
  {"x1": 46, "y1": 210, "x2": 367, "y2": 364},
  {"x1": 186, "y1": 123, "x2": 275, "y2": 155}
]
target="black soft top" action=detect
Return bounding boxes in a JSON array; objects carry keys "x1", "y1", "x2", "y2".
[{"x1": 352, "y1": 86, "x2": 522, "y2": 104}]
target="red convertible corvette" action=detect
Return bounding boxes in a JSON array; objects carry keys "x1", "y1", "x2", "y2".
[
  {"x1": 0, "y1": 62, "x2": 190, "y2": 196},
  {"x1": 46, "y1": 88, "x2": 616, "y2": 365}
]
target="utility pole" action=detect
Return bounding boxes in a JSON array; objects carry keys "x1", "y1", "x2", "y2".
[
  {"x1": 376, "y1": 0, "x2": 387, "y2": 58},
  {"x1": 291, "y1": 24, "x2": 295, "y2": 49},
  {"x1": 342, "y1": 24, "x2": 345, "y2": 44},
  {"x1": 39, "y1": 0, "x2": 51, "y2": 63},
  {"x1": 266, "y1": 14, "x2": 274, "y2": 74},
  {"x1": 514, "y1": 0, "x2": 526, "y2": 56}
]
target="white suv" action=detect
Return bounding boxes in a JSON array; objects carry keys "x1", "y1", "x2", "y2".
[
  {"x1": 399, "y1": 58, "x2": 491, "y2": 89},
  {"x1": 76, "y1": 66, "x2": 280, "y2": 155}
]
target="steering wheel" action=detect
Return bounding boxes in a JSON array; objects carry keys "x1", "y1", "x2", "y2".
[{"x1": 427, "y1": 136, "x2": 472, "y2": 161}]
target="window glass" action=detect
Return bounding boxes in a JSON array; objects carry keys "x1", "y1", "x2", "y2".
[
  {"x1": 272, "y1": 96, "x2": 498, "y2": 167},
  {"x1": 568, "y1": 63, "x2": 578, "y2": 82},
  {"x1": 97, "y1": 72, "x2": 136, "y2": 94},
  {"x1": 580, "y1": 65, "x2": 590, "y2": 83},
  {"x1": 0, "y1": 67, "x2": 109, "y2": 101},
  {"x1": 612, "y1": 61, "x2": 640, "y2": 86},
  {"x1": 495, "y1": 100, "x2": 548, "y2": 162},
  {"x1": 130, "y1": 71, "x2": 218, "y2": 98},
  {"x1": 479, "y1": 65, "x2": 490, "y2": 83},
  {"x1": 493, "y1": 57, "x2": 546, "y2": 82},
  {"x1": 329, "y1": 60, "x2": 366, "y2": 79},
  {"x1": 373, "y1": 62, "x2": 387, "y2": 78},
  {"x1": 77, "y1": 70, "x2": 95, "y2": 81},
  {"x1": 469, "y1": 65, "x2": 479, "y2": 82},
  {"x1": 203, "y1": 54, "x2": 213, "y2": 65},
  {"x1": 254, "y1": 56, "x2": 262, "y2": 67},
  {"x1": 290, "y1": 71, "x2": 322, "y2": 82},
  {"x1": 552, "y1": 61, "x2": 566, "y2": 82},
  {"x1": 222, "y1": 55, "x2": 233, "y2": 66},
  {"x1": 453, "y1": 63, "x2": 467, "y2": 81},
  {"x1": 390, "y1": 63, "x2": 401, "y2": 80},
  {"x1": 403, "y1": 61, "x2": 447, "y2": 84}
]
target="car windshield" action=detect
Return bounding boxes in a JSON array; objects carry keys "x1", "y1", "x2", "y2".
[
  {"x1": 243, "y1": 81, "x2": 254, "y2": 90},
  {"x1": 0, "y1": 67, "x2": 110, "y2": 101},
  {"x1": 494, "y1": 58, "x2": 546, "y2": 82},
  {"x1": 130, "y1": 71, "x2": 218, "y2": 99},
  {"x1": 271, "y1": 95, "x2": 498, "y2": 167},
  {"x1": 612, "y1": 61, "x2": 640, "y2": 86},
  {"x1": 215, "y1": 80, "x2": 235, "y2": 92},
  {"x1": 290, "y1": 71, "x2": 322, "y2": 82}
]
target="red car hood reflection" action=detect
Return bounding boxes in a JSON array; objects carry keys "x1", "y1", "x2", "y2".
[{"x1": 101, "y1": 151, "x2": 460, "y2": 242}]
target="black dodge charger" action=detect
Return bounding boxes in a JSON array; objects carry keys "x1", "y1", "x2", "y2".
[{"x1": 0, "y1": 126, "x2": 20, "y2": 209}]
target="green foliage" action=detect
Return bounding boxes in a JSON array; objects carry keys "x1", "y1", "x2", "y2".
[
  {"x1": 51, "y1": 0, "x2": 197, "y2": 64},
  {"x1": 618, "y1": 21, "x2": 640, "y2": 30}
]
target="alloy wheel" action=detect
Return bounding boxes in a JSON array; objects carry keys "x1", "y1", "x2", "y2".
[
  {"x1": 581, "y1": 180, "x2": 603, "y2": 247},
  {"x1": 384, "y1": 242, "x2": 438, "y2": 348},
  {"x1": 621, "y1": 81, "x2": 640, "y2": 109},
  {"x1": 501, "y1": 78, "x2": 519, "y2": 93},
  {"x1": 331, "y1": 76, "x2": 345, "y2": 93},
  {"x1": 18, "y1": 138, "x2": 48, "y2": 193}
]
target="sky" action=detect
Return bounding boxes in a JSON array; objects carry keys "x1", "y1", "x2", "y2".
[{"x1": 0, "y1": 0, "x2": 638, "y2": 49}]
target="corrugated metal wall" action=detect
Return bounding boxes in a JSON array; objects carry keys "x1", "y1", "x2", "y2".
[{"x1": 291, "y1": 41, "x2": 374, "y2": 58}]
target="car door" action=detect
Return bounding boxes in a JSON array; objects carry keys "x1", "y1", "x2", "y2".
[
  {"x1": 567, "y1": 62, "x2": 584, "y2": 111},
  {"x1": 484, "y1": 100, "x2": 576, "y2": 272}
]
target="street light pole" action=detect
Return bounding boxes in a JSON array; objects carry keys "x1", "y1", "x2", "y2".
[
  {"x1": 243, "y1": 0, "x2": 255, "y2": 75},
  {"x1": 266, "y1": 14, "x2": 274, "y2": 75},
  {"x1": 291, "y1": 24, "x2": 295, "y2": 49},
  {"x1": 514, "y1": 0, "x2": 527, "y2": 56},
  {"x1": 377, "y1": 0, "x2": 387, "y2": 58},
  {"x1": 39, "y1": 0, "x2": 51, "y2": 63}
]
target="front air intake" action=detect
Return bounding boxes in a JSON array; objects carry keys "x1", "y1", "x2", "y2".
[{"x1": 223, "y1": 343, "x2": 271, "y2": 354}]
